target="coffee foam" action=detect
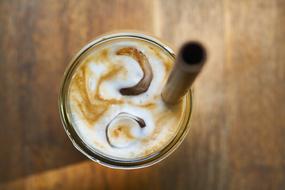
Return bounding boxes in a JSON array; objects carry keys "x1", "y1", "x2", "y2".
[{"x1": 67, "y1": 38, "x2": 185, "y2": 159}]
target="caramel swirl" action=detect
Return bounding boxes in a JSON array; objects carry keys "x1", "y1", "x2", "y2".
[
  {"x1": 106, "y1": 112, "x2": 146, "y2": 148},
  {"x1": 116, "y1": 47, "x2": 153, "y2": 95}
]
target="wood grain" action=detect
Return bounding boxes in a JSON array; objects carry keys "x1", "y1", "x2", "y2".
[{"x1": 0, "y1": 0, "x2": 285, "y2": 190}]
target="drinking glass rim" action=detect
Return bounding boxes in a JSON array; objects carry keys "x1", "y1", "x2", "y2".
[{"x1": 58, "y1": 32, "x2": 193, "y2": 169}]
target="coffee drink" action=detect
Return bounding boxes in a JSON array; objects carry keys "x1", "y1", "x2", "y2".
[{"x1": 62, "y1": 34, "x2": 191, "y2": 163}]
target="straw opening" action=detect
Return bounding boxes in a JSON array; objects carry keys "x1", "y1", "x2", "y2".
[{"x1": 181, "y1": 42, "x2": 206, "y2": 65}]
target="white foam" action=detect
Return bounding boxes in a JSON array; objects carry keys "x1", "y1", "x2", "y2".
[{"x1": 68, "y1": 39, "x2": 185, "y2": 159}]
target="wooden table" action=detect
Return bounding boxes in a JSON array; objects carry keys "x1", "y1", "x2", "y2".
[{"x1": 1, "y1": 0, "x2": 284, "y2": 189}]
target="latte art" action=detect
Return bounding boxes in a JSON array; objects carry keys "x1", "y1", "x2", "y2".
[{"x1": 67, "y1": 39, "x2": 185, "y2": 159}]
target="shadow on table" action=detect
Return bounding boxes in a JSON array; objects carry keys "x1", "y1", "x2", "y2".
[{"x1": 0, "y1": 121, "x2": 87, "y2": 184}]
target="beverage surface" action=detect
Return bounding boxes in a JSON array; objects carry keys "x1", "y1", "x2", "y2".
[{"x1": 67, "y1": 38, "x2": 186, "y2": 159}]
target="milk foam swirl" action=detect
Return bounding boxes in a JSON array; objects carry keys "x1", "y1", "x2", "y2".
[{"x1": 68, "y1": 39, "x2": 184, "y2": 159}]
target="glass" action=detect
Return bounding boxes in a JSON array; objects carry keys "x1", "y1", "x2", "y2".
[{"x1": 58, "y1": 32, "x2": 192, "y2": 169}]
